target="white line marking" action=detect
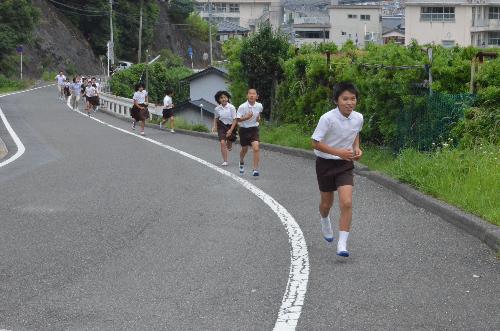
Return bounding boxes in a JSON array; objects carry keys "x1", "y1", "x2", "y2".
[
  {"x1": 66, "y1": 101, "x2": 310, "y2": 330},
  {"x1": 0, "y1": 85, "x2": 54, "y2": 168}
]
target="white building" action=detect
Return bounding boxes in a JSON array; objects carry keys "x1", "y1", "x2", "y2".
[
  {"x1": 194, "y1": 0, "x2": 283, "y2": 31},
  {"x1": 405, "y1": 0, "x2": 500, "y2": 47},
  {"x1": 328, "y1": 4, "x2": 383, "y2": 47}
]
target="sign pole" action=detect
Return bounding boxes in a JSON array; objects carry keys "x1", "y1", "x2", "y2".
[{"x1": 16, "y1": 46, "x2": 23, "y2": 80}]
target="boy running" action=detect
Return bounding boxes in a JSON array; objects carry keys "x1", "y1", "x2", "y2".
[
  {"x1": 237, "y1": 88, "x2": 262, "y2": 176},
  {"x1": 55, "y1": 71, "x2": 66, "y2": 100},
  {"x1": 311, "y1": 82, "x2": 363, "y2": 257},
  {"x1": 84, "y1": 81, "x2": 96, "y2": 116},
  {"x1": 160, "y1": 87, "x2": 175, "y2": 133},
  {"x1": 212, "y1": 90, "x2": 237, "y2": 166},
  {"x1": 69, "y1": 77, "x2": 82, "y2": 111}
]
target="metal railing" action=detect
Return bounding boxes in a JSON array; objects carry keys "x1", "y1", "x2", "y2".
[{"x1": 99, "y1": 92, "x2": 162, "y2": 120}]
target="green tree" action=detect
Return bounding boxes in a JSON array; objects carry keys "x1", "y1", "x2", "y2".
[
  {"x1": 238, "y1": 24, "x2": 291, "y2": 119},
  {"x1": 0, "y1": 0, "x2": 39, "y2": 64}
]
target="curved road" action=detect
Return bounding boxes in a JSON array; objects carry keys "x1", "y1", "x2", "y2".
[{"x1": 0, "y1": 87, "x2": 499, "y2": 330}]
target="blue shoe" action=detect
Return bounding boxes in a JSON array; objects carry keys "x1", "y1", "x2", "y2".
[
  {"x1": 252, "y1": 170, "x2": 259, "y2": 177},
  {"x1": 336, "y1": 250, "x2": 349, "y2": 257},
  {"x1": 239, "y1": 162, "x2": 244, "y2": 174}
]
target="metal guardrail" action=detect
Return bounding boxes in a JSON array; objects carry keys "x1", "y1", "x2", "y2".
[{"x1": 99, "y1": 92, "x2": 162, "y2": 120}]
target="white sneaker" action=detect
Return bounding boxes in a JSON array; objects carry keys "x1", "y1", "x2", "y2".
[
  {"x1": 221, "y1": 161, "x2": 228, "y2": 166},
  {"x1": 132, "y1": 121, "x2": 136, "y2": 130},
  {"x1": 321, "y1": 218, "x2": 334, "y2": 242},
  {"x1": 140, "y1": 131, "x2": 145, "y2": 136},
  {"x1": 170, "y1": 129, "x2": 175, "y2": 133}
]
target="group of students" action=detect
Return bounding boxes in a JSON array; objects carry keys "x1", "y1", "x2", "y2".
[
  {"x1": 55, "y1": 71, "x2": 101, "y2": 116},
  {"x1": 133, "y1": 81, "x2": 362, "y2": 257}
]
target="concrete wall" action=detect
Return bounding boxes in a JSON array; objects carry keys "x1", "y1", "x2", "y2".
[
  {"x1": 405, "y1": 4, "x2": 472, "y2": 46},
  {"x1": 189, "y1": 73, "x2": 228, "y2": 103},
  {"x1": 176, "y1": 107, "x2": 214, "y2": 128},
  {"x1": 329, "y1": 6, "x2": 382, "y2": 47}
]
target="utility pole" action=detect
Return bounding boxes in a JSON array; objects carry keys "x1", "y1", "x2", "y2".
[
  {"x1": 208, "y1": 0, "x2": 213, "y2": 66},
  {"x1": 427, "y1": 47, "x2": 433, "y2": 95},
  {"x1": 145, "y1": 49, "x2": 149, "y2": 92},
  {"x1": 138, "y1": 0, "x2": 144, "y2": 63},
  {"x1": 109, "y1": 0, "x2": 114, "y2": 65}
]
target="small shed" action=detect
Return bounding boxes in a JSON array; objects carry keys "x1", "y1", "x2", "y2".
[
  {"x1": 174, "y1": 98, "x2": 216, "y2": 129},
  {"x1": 175, "y1": 66, "x2": 230, "y2": 127}
]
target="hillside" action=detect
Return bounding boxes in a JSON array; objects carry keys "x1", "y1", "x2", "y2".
[
  {"x1": 152, "y1": 2, "x2": 223, "y2": 68},
  {"x1": 24, "y1": 0, "x2": 101, "y2": 78}
]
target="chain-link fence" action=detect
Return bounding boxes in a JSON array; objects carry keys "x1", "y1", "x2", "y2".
[{"x1": 394, "y1": 91, "x2": 476, "y2": 151}]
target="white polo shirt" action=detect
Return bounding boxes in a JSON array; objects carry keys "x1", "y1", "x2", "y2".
[
  {"x1": 215, "y1": 103, "x2": 236, "y2": 125},
  {"x1": 163, "y1": 95, "x2": 173, "y2": 109},
  {"x1": 311, "y1": 107, "x2": 363, "y2": 160},
  {"x1": 55, "y1": 74, "x2": 65, "y2": 86},
  {"x1": 85, "y1": 85, "x2": 96, "y2": 98},
  {"x1": 237, "y1": 101, "x2": 263, "y2": 128},
  {"x1": 133, "y1": 90, "x2": 148, "y2": 104}
]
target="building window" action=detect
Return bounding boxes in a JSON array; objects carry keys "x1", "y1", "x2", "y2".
[
  {"x1": 360, "y1": 15, "x2": 371, "y2": 21},
  {"x1": 348, "y1": 14, "x2": 357, "y2": 19},
  {"x1": 229, "y1": 3, "x2": 240, "y2": 13},
  {"x1": 421, "y1": 7, "x2": 455, "y2": 22},
  {"x1": 215, "y1": 3, "x2": 227, "y2": 13},
  {"x1": 489, "y1": 7, "x2": 500, "y2": 19},
  {"x1": 341, "y1": 31, "x2": 347, "y2": 35},
  {"x1": 295, "y1": 31, "x2": 330, "y2": 39},
  {"x1": 441, "y1": 40, "x2": 455, "y2": 48},
  {"x1": 488, "y1": 31, "x2": 500, "y2": 45}
]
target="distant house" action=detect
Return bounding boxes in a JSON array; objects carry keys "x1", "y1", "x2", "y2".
[
  {"x1": 382, "y1": 16, "x2": 405, "y2": 44},
  {"x1": 329, "y1": 4, "x2": 383, "y2": 47},
  {"x1": 405, "y1": 0, "x2": 500, "y2": 47},
  {"x1": 175, "y1": 66, "x2": 229, "y2": 128},
  {"x1": 217, "y1": 21, "x2": 250, "y2": 42}
]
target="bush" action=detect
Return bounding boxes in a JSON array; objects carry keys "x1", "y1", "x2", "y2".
[
  {"x1": 110, "y1": 62, "x2": 192, "y2": 104},
  {"x1": 185, "y1": 13, "x2": 216, "y2": 42}
]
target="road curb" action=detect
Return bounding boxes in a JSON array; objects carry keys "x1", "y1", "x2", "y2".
[
  {"x1": 100, "y1": 108, "x2": 500, "y2": 253},
  {"x1": 0, "y1": 136, "x2": 7, "y2": 160}
]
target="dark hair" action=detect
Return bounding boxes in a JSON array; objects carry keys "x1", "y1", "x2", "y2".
[
  {"x1": 165, "y1": 87, "x2": 174, "y2": 95},
  {"x1": 135, "y1": 83, "x2": 145, "y2": 91},
  {"x1": 214, "y1": 90, "x2": 231, "y2": 103},
  {"x1": 333, "y1": 82, "x2": 359, "y2": 103},
  {"x1": 73, "y1": 77, "x2": 76, "y2": 83}
]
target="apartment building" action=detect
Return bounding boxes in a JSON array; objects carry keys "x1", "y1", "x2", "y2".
[
  {"x1": 194, "y1": 0, "x2": 274, "y2": 30},
  {"x1": 405, "y1": 0, "x2": 500, "y2": 47},
  {"x1": 329, "y1": 4, "x2": 383, "y2": 47}
]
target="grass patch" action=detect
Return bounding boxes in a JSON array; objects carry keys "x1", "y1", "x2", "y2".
[
  {"x1": 0, "y1": 75, "x2": 31, "y2": 95},
  {"x1": 148, "y1": 116, "x2": 209, "y2": 132},
  {"x1": 362, "y1": 144, "x2": 500, "y2": 226},
  {"x1": 259, "y1": 123, "x2": 311, "y2": 149}
]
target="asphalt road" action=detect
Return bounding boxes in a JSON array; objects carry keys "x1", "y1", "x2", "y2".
[{"x1": 0, "y1": 87, "x2": 499, "y2": 331}]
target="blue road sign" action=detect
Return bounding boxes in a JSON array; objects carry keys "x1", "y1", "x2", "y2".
[
  {"x1": 188, "y1": 46, "x2": 193, "y2": 57},
  {"x1": 16, "y1": 46, "x2": 23, "y2": 54}
]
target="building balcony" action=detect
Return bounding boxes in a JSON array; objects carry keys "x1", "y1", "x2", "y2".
[{"x1": 471, "y1": 19, "x2": 500, "y2": 32}]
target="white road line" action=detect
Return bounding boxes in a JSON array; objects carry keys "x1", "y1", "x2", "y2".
[
  {"x1": 67, "y1": 101, "x2": 310, "y2": 330},
  {"x1": 0, "y1": 85, "x2": 54, "y2": 168}
]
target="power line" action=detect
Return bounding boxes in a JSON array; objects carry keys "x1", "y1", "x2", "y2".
[{"x1": 47, "y1": 0, "x2": 108, "y2": 14}]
